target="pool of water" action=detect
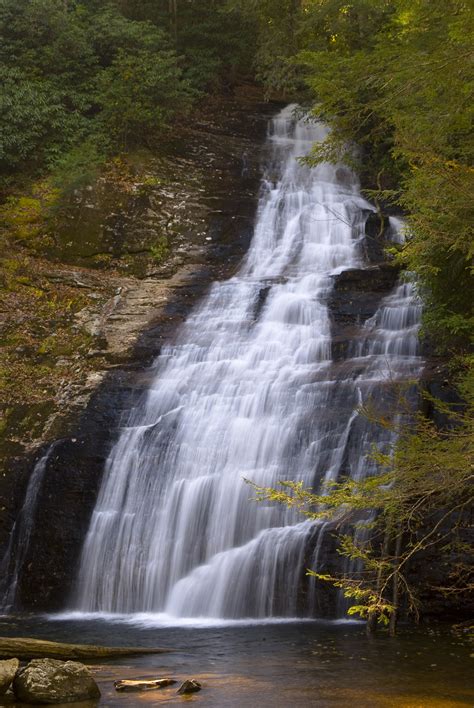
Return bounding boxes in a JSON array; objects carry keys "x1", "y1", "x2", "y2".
[{"x1": 0, "y1": 615, "x2": 472, "y2": 706}]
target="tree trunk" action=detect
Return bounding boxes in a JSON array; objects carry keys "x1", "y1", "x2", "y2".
[
  {"x1": 366, "y1": 528, "x2": 391, "y2": 635},
  {"x1": 389, "y1": 531, "x2": 403, "y2": 637},
  {"x1": 169, "y1": 0, "x2": 178, "y2": 43},
  {"x1": 288, "y1": 0, "x2": 300, "y2": 53},
  {"x1": 366, "y1": 611, "x2": 377, "y2": 636}
]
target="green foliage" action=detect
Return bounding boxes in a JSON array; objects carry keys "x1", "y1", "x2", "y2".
[
  {"x1": 312, "y1": 569, "x2": 395, "y2": 626},
  {"x1": 49, "y1": 139, "x2": 105, "y2": 198},
  {"x1": 0, "y1": 0, "x2": 205, "y2": 182},
  {"x1": 0, "y1": 0, "x2": 95, "y2": 179},
  {"x1": 0, "y1": 0, "x2": 96, "y2": 82},
  {"x1": 96, "y1": 49, "x2": 193, "y2": 148},
  {"x1": 116, "y1": 1, "x2": 258, "y2": 90},
  {"x1": 0, "y1": 67, "x2": 86, "y2": 176},
  {"x1": 0, "y1": 181, "x2": 59, "y2": 247},
  {"x1": 87, "y1": 5, "x2": 170, "y2": 66},
  {"x1": 176, "y1": 4, "x2": 257, "y2": 90},
  {"x1": 0, "y1": 0, "x2": 260, "y2": 197},
  {"x1": 150, "y1": 236, "x2": 169, "y2": 263},
  {"x1": 228, "y1": 0, "x2": 309, "y2": 93}
]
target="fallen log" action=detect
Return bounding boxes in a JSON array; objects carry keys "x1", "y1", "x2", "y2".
[
  {"x1": 114, "y1": 678, "x2": 176, "y2": 692},
  {"x1": 0, "y1": 637, "x2": 171, "y2": 661}
]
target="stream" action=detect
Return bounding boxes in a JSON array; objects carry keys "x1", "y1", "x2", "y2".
[{"x1": 0, "y1": 615, "x2": 472, "y2": 707}]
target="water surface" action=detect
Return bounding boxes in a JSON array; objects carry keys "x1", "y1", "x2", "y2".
[{"x1": 0, "y1": 616, "x2": 471, "y2": 707}]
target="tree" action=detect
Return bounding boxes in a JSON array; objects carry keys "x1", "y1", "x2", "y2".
[
  {"x1": 96, "y1": 48, "x2": 193, "y2": 148},
  {"x1": 0, "y1": 67, "x2": 86, "y2": 174},
  {"x1": 300, "y1": 1, "x2": 474, "y2": 348},
  {"x1": 0, "y1": 0, "x2": 202, "y2": 178}
]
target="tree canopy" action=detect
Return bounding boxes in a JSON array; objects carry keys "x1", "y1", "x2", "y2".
[
  {"x1": 0, "y1": 0, "x2": 255, "y2": 180},
  {"x1": 233, "y1": 0, "x2": 473, "y2": 349}
]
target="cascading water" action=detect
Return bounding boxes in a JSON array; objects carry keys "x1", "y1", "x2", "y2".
[
  {"x1": 72, "y1": 106, "x2": 423, "y2": 619},
  {"x1": 0, "y1": 441, "x2": 61, "y2": 610}
]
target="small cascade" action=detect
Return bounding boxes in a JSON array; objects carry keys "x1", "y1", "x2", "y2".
[
  {"x1": 71, "y1": 106, "x2": 423, "y2": 619},
  {"x1": 0, "y1": 441, "x2": 60, "y2": 611},
  {"x1": 310, "y1": 214, "x2": 422, "y2": 614},
  {"x1": 388, "y1": 216, "x2": 407, "y2": 244}
]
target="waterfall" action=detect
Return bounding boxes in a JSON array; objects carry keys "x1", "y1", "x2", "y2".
[
  {"x1": 72, "y1": 106, "x2": 423, "y2": 619},
  {"x1": 0, "y1": 441, "x2": 60, "y2": 611}
]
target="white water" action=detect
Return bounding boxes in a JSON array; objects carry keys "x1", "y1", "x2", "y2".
[
  {"x1": 0, "y1": 441, "x2": 60, "y2": 610},
  {"x1": 50, "y1": 611, "x2": 351, "y2": 629},
  {"x1": 73, "y1": 106, "x2": 423, "y2": 619}
]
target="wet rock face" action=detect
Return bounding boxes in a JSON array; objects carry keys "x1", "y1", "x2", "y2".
[
  {"x1": 328, "y1": 264, "x2": 400, "y2": 326},
  {"x1": 13, "y1": 659, "x2": 100, "y2": 704},
  {"x1": 8, "y1": 434, "x2": 109, "y2": 610},
  {"x1": 327, "y1": 263, "x2": 400, "y2": 362},
  {"x1": 44, "y1": 94, "x2": 272, "y2": 279}
]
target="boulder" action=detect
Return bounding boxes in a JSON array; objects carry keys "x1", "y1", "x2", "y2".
[
  {"x1": 13, "y1": 658, "x2": 100, "y2": 704},
  {"x1": 0, "y1": 658, "x2": 19, "y2": 695},
  {"x1": 177, "y1": 679, "x2": 202, "y2": 694}
]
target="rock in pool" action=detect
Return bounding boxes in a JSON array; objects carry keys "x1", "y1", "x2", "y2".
[{"x1": 177, "y1": 679, "x2": 202, "y2": 694}]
